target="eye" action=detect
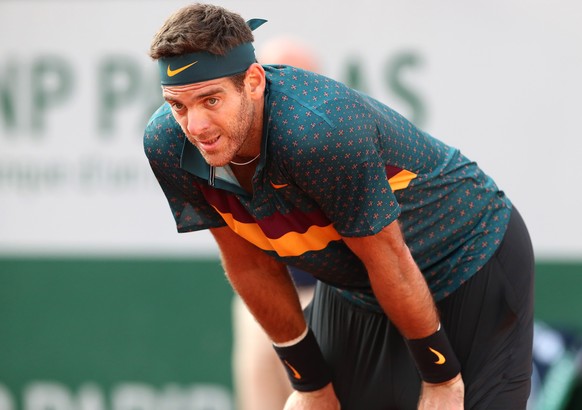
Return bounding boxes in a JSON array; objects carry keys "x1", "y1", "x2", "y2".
[
  {"x1": 206, "y1": 97, "x2": 219, "y2": 107},
  {"x1": 170, "y1": 101, "x2": 186, "y2": 114}
]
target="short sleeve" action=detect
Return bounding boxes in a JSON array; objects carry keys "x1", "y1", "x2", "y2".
[
  {"x1": 282, "y1": 98, "x2": 401, "y2": 237},
  {"x1": 143, "y1": 104, "x2": 226, "y2": 233}
]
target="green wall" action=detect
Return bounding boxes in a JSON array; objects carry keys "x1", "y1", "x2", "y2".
[
  {"x1": 0, "y1": 257, "x2": 581, "y2": 410},
  {"x1": 534, "y1": 261, "x2": 582, "y2": 333},
  {"x1": 0, "y1": 257, "x2": 235, "y2": 410}
]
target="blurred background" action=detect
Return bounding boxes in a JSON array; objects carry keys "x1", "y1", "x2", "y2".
[{"x1": 1, "y1": 0, "x2": 581, "y2": 409}]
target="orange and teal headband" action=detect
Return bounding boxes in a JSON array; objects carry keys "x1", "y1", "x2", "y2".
[{"x1": 158, "y1": 18, "x2": 267, "y2": 86}]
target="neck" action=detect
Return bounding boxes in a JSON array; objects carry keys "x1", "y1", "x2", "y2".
[{"x1": 233, "y1": 97, "x2": 264, "y2": 165}]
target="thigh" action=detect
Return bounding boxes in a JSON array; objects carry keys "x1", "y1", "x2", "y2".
[
  {"x1": 305, "y1": 282, "x2": 420, "y2": 410},
  {"x1": 438, "y1": 207, "x2": 535, "y2": 409}
]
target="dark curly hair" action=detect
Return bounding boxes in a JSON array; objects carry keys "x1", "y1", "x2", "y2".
[{"x1": 149, "y1": 3, "x2": 254, "y2": 59}]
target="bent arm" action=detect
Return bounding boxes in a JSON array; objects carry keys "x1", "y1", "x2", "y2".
[
  {"x1": 211, "y1": 227, "x2": 339, "y2": 408},
  {"x1": 343, "y1": 220, "x2": 464, "y2": 407}
]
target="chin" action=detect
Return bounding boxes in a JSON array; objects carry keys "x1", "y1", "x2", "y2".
[{"x1": 203, "y1": 155, "x2": 229, "y2": 168}]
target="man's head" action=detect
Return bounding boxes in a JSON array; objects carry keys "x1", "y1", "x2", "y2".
[
  {"x1": 150, "y1": 4, "x2": 267, "y2": 90},
  {"x1": 150, "y1": 3, "x2": 267, "y2": 168}
]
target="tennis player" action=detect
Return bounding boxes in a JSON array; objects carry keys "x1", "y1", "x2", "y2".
[{"x1": 144, "y1": 4, "x2": 534, "y2": 409}]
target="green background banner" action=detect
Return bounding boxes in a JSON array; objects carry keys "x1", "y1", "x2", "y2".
[
  {"x1": 1, "y1": 257, "x2": 581, "y2": 410},
  {"x1": 0, "y1": 258, "x2": 235, "y2": 410}
]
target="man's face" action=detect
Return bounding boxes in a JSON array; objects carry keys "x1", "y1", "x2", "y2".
[{"x1": 162, "y1": 76, "x2": 256, "y2": 167}]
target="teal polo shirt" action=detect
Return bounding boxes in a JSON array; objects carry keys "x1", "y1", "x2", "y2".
[{"x1": 144, "y1": 65, "x2": 512, "y2": 311}]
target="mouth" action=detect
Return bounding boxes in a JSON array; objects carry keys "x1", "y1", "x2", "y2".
[{"x1": 196, "y1": 135, "x2": 220, "y2": 151}]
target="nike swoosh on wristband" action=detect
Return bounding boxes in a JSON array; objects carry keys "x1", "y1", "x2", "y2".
[
  {"x1": 270, "y1": 181, "x2": 289, "y2": 189},
  {"x1": 283, "y1": 360, "x2": 302, "y2": 379},
  {"x1": 428, "y1": 347, "x2": 446, "y2": 365},
  {"x1": 167, "y1": 61, "x2": 198, "y2": 77}
]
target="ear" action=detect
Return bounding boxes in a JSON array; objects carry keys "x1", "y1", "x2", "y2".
[{"x1": 245, "y1": 63, "x2": 266, "y2": 100}]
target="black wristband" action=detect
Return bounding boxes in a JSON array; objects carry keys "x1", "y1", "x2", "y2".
[
  {"x1": 405, "y1": 325, "x2": 461, "y2": 384},
  {"x1": 273, "y1": 328, "x2": 332, "y2": 392}
]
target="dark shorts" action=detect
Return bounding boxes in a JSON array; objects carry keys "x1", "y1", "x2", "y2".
[{"x1": 304, "y1": 207, "x2": 535, "y2": 410}]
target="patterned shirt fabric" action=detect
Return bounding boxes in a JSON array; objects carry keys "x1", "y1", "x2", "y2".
[{"x1": 144, "y1": 65, "x2": 512, "y2": 311}]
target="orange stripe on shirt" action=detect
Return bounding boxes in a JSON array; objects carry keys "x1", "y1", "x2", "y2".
[
  {"x1": 213, "y1": 206, "x2": 342, "y2": 257},
  {"x1": 388, "y1": 169, "x2": 418, "y2": 191}
]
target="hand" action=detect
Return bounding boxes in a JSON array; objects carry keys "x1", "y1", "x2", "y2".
[
  {"x1": 283, "y1": 383, "x2": 340, "y2": 410},
  {"x1": 418, "y1": 373, "x2": 464, "y2": 410}
]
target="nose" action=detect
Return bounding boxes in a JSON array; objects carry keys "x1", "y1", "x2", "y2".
[{"x1": 185, "y1": 108, "x2": 210, "y2": 137}]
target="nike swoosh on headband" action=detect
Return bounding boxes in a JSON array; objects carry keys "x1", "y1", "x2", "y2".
[{"x1": 167, "y1": 61, "x2": 198, "y2": 77}]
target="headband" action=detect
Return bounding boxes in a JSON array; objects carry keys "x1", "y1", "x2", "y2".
[{"x1": 158, "y1": 18, "x2": 267, "y2": 86}]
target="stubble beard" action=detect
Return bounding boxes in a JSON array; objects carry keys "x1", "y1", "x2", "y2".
[{"x1": 202, "y1": 95, "x2": 255, "y2": 168}]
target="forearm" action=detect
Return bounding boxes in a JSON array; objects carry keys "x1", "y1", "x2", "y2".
[
  {"x1": 211, "y1": 227, "x2": 333, "y2": 396},
  {"x1": 210, "y1": 227, "x2": 306, "y2": 343},
  {"x1": 344, "y1": 223, "x2": 439, "y2": 339},
  {"x1": 228, "y1": 260, "x2": 306, "y2": 343},
  {"x1": 344, "y1": 221, "x2": 462, "y2": 388},
  {"x1": 369, "y1": 245, "x2": 439, "y2": 339}
]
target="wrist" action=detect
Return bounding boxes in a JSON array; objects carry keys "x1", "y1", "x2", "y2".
[
  {"x1": 422, "y1": 372, "x2": 463, "y2": 387},
  {"x1": 405, "y1": 323, "x2": 461, "y2": 384},
  {"x1": 273, "y1": 327, "x2": 332, "y2": 392},
  {"x1": 273, "y1": 326, "x2": 309, "y2": 347}
]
